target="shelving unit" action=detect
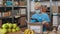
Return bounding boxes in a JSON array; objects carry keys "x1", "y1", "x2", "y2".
[{"x1": 0, "y1": 0, "x2": 27, "y2": 26}]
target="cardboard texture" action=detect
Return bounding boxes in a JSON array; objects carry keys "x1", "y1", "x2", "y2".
[{"x1": 28, "y1": 23, "x2": 43, "y2": 34}]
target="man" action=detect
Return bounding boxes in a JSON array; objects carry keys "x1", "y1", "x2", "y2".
[
  {"x1": 30, "y1": 4, "x2": 50, "y2": 31},
  {"x1": 40, "y1": 6, "x2": 50, "y2": 31},
  {"x1": 30, "y1": 2, "x2": 42, "y2": 23}
]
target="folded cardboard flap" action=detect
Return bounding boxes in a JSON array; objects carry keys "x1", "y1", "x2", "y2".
[{"x1": 7, "y1": 31, "x2": 22, "y2": 34}]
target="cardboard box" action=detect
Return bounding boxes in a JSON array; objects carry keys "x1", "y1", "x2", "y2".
[
  {"x1": 7, "y1": 31, "x2": 22, "y2": 34},
  {"x1": 28, "y1": 23, "x2": 43, "y2": 34}
]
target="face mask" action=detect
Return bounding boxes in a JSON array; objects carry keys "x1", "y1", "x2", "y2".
[{"x1": 35, "y1": 10, "x2": 41, "y2": 14}]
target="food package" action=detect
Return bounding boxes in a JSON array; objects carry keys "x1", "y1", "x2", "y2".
[
  {"x1": 3, "y1": 12, "x2": 9, "y2": 17},
  {"x1": 19, "y1": 1, "x2": 26, "y2": 6},
  {"x1": 14, "y1": 1, "x2": 19, "y2": 6},
  {"x1": 52, "y1": 6, "x2": 58, "y2": 13},
  {"x1": 2, "y1": 11, "x2": 11, "y2": 17},
  {"x1": 53, "y1": 13, "x2": 58, "y2": 26},
  {"x1": 0, "y1": 0, "x2": 3, "y2": 7},
  {"x1": 8, "y1": 11, "x2": 11, "y2": 16},
  {"x1": 0, "y1": 2, "x2": 3, "y2": 7},
  {"x1": 6, "y1": 1, "x2": 12, "y2": 6}
]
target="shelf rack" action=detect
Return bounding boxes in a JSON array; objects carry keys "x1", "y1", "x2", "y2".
[{"x1": 0, "y1": 0, "x2": 27, "y2": 24}]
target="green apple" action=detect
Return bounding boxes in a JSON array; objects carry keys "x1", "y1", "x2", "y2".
[
  {"x1": 2, "y1": 24, "x2": 8, "y2": 29},
  {"x1": 8, "y1": 29, "x2": 12, "y2": 32},
  {"x1": 1, "y1": 29, "x2": 7, "y2": 34},
  {"x1": 6, "y1": 23, "x2": 9, "y2": 25},
  {"x1": 13, "y1": 24, "x2": 17, "y2": 29},
  {"x1": 12, "y1": 29, "x2": 16, "y2": 32},
  {"x1": 16, "y1": 27, "x2": 20, "y2": 31},
  {"x1": 0, "y1": 28, "x2": 2, "y2": 32},
  {"x1": 8, "y1": 23, "x2": 12, "y2": 29}
]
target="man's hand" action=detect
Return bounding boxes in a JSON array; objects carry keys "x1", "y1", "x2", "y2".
[
  {"x1": 42, "y1": 21, "x2": 50, "y2": 28},
  {"x1": 42, "y1": 21, "x2": 47, "y2": 24}
]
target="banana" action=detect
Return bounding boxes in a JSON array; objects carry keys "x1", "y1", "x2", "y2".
[
  {"x1": 27, "y1": 30, "x2": 31, "y2": 34},
  {"x1": 30, "y1": 30, "x2": 35, "y2": 34},
  {"x1": 24, "y1": 29, "x2": 30, "y2": 34},
  {"x1": 24, "y1": 29, "x2": 35, "y2": 34}
]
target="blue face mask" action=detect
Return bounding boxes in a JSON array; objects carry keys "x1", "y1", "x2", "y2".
[{"x1": 35, "y1": 10, "x2": 40, "y2": 14}]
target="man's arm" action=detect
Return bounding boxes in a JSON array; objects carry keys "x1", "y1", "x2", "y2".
[{"x1": 42, "y1": 14, "x2": 50, "y2": 27}]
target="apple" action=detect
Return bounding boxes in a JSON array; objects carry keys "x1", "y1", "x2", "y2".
[
  {"x1": 2, "y1": 24, "x2": 8, "y2": 29},
  {"x1": 1, "y1": 29, "x2": 7, "y2": 34},
  {"x1": 13, "y1": 24, "x2": 17, "y2": 29},
  {"x1": 8, "y1": 29, "x2": 12, "y2": 32},
  {"x1": 6, "y1": 23, "x2": 9, "y2": 25},
  {"x1": 12, "y1": 29, "x2": 16, "y2": 32},
  {"x1": 16, "y1": 27, "x2": 20, "y2": 31},
  {"x1": 8, "y1": 23, "x2": 12, "y2": 29},
  {"x1": 0, "y1": 28, "x2": 2, "y2": 32}
]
